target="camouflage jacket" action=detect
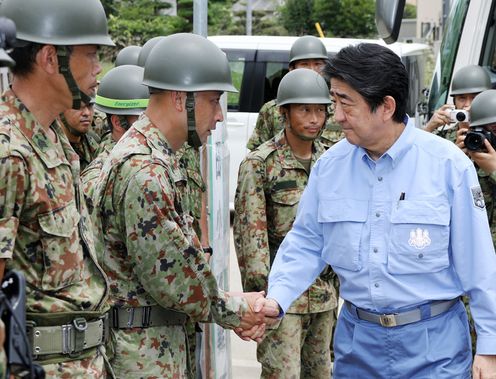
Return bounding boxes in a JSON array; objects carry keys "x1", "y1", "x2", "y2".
[
  {"x1": 176, "y1": 144, "x2": 206, "y2": 238},
  {"x1": 0, "y1": 90, "x2": 109, "y2": 314},
  {"x1": 94, "y1": 114, "x2": 246, "y2": 327},
  {"x1": 70, "y1": 132, "x2": 100, "y2": 173},
  {"x1": 81, "y1": 132, "x2": 116, "y2": 208},
  {"x1": 246, "y1": 99, "x2": 344, "y2": 151},
  {"x1": 91, "y1": 109, "x2": 109, "y2": 140},
  {"x1": 434, "y1": 123, "x2": 496, "y2": 241},
  {"x1": 234, "y1": 130, "x2": 337, "y2": 314}
]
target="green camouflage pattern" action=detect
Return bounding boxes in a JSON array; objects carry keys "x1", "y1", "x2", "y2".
[
  {"x1": 91, "y1": 109, "x2": 109, "y2": 139},
  {"x1": 234, "y1": 130, "x2": 337, "y2": 375},
  {"x1": 176, "y1": 144, "x2": 206, "y2": 238},
  {"x1": 81, "y1": 132, "x2": 116, "y2": 212},
  {"x1": 0, "y1": 90, "x2": 109, "y2": 375},
  {"x1": 234, "y1": 129, "x2": 337, "y2": 313},
  {"x1": 257, "y1": 312, "x2": 334, "y2": 379},
  {"x1": 69, "y1": 130, "x2": 100, "y2": 172},
  {"x1": 246, "y1": 99, "x2": 344, "y2": 151},
  {"x1": 93, "y1": 114, "x2": 248, "y2": 378}
]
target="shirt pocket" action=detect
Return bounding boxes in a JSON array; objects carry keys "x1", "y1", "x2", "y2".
[
  {"x1": 38, "y1": 201, "x2": 84, "y2": 290},
  {"x1": 388, "y1": 200, "x2": 450, "y2": 274},
  {"x1": 318, "y1": 199, "x2": 368, "y2": 271},
  {"x1": 270, "y1": 187, "x2": 302, "y2": 237}
]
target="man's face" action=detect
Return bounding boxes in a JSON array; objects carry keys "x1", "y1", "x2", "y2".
[
  {"x1": 69, "y1": 45, "x2": 101, "y2": 97},
  {"x1": 454, "y1": 93, "x2": 478, "y2": 110},
  {"x1": 330, "y1": 78, "x2": 386, "y2": 149},
  {"x1": 194, "y1": 91, "x2": 224, "y2": 144},
  {"x1": 285, "y1": 104, "x2": 326, "y2": 141},
  {"x1": 63, "y1": 102, "x2": 95, "y2": 135},
  {"x1": 293, "y1": 58, "x2": 327, "y2": 73}
]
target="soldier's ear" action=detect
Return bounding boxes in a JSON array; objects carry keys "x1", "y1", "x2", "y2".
[{"x1": 36, "y1": 45, "x2": 59, "y2": 75}]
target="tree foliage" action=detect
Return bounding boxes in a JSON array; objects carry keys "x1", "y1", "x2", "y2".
[{"x1": 279, "y1": 0, "x2": 377, "y2": 38}]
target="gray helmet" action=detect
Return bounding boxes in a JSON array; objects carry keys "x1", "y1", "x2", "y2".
[
  {"x1": 137, "y1": 36, "x2": 165, "y2": 68},
  {"x1": 95, "y1": 65, "x2": 149, "y2": 116},
  {"x1": 277, "y1": 68, "x2": 331, "y2": 106},
  {"x1": 115, "y1": 45, "x2": 142, "y2": 67},
  {"x1": 143, "y1": 33, "x2": 237, "y2": 93},
  {"x1": 0, "y1": 0, "x2": 114, "y2": 46},
  {"x1": 470, "y1": 90, "x2": 496, "y2": 127},
  {"x1": 451, "y1": 65, "x2": 491, "y2": 96},
  {"x1": 289, "y1": 35, "x2": 328, "y2": 65}
]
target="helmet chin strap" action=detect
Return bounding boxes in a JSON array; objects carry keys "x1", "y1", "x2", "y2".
[
  {"x1": 56, "y1": 46, "x2": 92, "y2": 110},
  {"x1": 185, "y1": 92, "x2": 202, "y2": 149},
  {"x1": 59, "y1": 113, "x2": 85, "y2": 138}
]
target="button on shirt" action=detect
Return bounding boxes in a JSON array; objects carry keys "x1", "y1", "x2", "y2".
[{"x1": 267, "y1": 122, "x2": 496, "y2": 354}]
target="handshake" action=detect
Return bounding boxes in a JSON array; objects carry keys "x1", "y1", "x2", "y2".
[{"x1": 231, "y1": 292, "x2": 282, "y2": 342}]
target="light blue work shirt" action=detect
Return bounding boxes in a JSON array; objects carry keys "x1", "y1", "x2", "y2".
[{"x1": 267, "y1": 121, "x2": 496, "y2": 354}]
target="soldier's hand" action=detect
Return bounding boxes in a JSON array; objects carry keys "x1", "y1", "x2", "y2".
[
  {"x1": 473, "y1": 354, "x2": 496, "y2": 379},
  {"x1": 455, "y1": 127, "x2": 469, "y2": 154},
  {"x1": 424, "y1": 104, "x2": 453, "y2": 132},
  {"x1": 234, "y1": 323, "x2": 266, "y2": 343},
  {"x1": 469, "y1": 139, "x2": 496, "y2": 175}
]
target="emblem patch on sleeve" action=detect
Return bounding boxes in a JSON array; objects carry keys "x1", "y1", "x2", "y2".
[{"x1": 471, "y1": 185, "x2": 486, "y2": 209}]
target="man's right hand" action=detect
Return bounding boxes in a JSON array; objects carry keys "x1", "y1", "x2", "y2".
[{"x1": 424, "y1": 104, "x2": 454, "y2": 132}]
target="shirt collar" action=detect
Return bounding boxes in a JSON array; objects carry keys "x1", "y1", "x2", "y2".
[
  {"x1": 359, "y1": 116, "x2": 415, "y2": 168},
  {"x1": 133, "y1": 113, "x2": 173, "y2": 157}
]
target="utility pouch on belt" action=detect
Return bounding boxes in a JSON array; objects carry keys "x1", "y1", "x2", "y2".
[
  {"x1": 110, "y1": 305, "x2": 188, "y2": 329},
  {"x1": 26, "y1": 310, "x2": 108, "y2": 364}
]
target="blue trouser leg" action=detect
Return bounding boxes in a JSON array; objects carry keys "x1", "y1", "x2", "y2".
[{"x1": 333, "y1": 300, "x2": 472, "y2": 379}]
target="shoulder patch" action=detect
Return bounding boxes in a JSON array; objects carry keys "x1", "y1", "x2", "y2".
[{"x1": 471, "y1": 185, "x2": 486, "y2": 209}]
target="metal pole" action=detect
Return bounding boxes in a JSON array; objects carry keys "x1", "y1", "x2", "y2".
[
  {"x1": 193, "y1": 0, "x2": 208, "y2": 37},
  {"x1": 246, "y1": 0, "x2": 252, "y2": 36}
]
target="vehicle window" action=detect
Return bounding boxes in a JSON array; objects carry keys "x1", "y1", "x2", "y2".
[
  {"x1": 481, "y1": 2, "x2": 496, "y2": 87},
  {"x1": 227, "y1": 60, "x2": 245, "y2": 111},
  {"x1": 403, "y1": 55, "x2": 423, "y2": 116},
  {"x1": 263, "y1": 62, "x2": 289, "y2": 104},
  {"x1": 428, "y1": 0, "x2": 470, "y2": 116}
]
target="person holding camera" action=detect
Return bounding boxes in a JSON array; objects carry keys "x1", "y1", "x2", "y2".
[{"x1": 423, "y1": 65, "x2": 491, "y2": 139}]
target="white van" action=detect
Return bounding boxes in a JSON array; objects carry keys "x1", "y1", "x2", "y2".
[
  {"x1": 378, "y1": 0, "x2": 496, "y2": 126},
  {"x1": 208, "y1": 35, "x2": 430, "y2": 210}
]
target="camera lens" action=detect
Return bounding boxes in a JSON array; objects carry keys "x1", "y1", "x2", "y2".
[
  {"x1": 465, "y1": 131, "x2": 486, "y2": 151},
  {"x1": 455, "y1": 111, "x2": 466, "y2": 122}
]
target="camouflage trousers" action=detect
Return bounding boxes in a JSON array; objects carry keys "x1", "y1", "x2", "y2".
[
  {"x1": 257, "y1": 310, "x2": 335, "y2": 379},
  {"x1": 41, "y1": 348, "x2": 107, "y2": 378},
  {"x1": 109, "y1": 325, "x2": 190, "y2": 379}
]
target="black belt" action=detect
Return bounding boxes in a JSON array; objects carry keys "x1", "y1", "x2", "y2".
[
  {"x1": 111, "y1": 305, "x2": 188, "y2": 329},
  {"x1": 345, "y1": 298, "x2": 459, "y2": 328}
]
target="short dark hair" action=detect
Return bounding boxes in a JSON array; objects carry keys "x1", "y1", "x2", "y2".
[
  {"x1": 9, "y1": 43, "x2": 43, "y2": 76},
  {"x1": 10, "y1": 43, "x2": 73, "y2": 77},
  {"x1": 324, "y1": 43, "x2": 408, "y2": 123}
]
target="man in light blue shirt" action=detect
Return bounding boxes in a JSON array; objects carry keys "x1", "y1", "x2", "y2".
[{"x1": 261, "y1": 43, "x2": 496, "y2": 378}]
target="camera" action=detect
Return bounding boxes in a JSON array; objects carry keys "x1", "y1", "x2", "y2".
[
  {"x1": 465, "y1": 127, "x2": 496, "y2": 152},
  {"x1": 449, "y1": 109, "x2": 470, "y2": 123}
]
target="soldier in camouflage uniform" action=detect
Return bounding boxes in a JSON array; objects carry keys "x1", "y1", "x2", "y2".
[
  {"x1": 234, "y1": 69, "x2": 338, "y2": 379},
  {"x1": 93, "y1": 33, "x2": 266, "y2": 378},
  {"x1": 247, "y1": 35, "x2": 343, "y2": 151},
  {"x1": 425, "y1": 66, "x2": 495, "y2": 237},
  {"x1": 81, "y1": 64, "x2": 149, "y2": 206},
  {"x1": 0, "y1": 0, "x2": 115, "y2": 377},
  {"x1": 59, "y1": 99, "x2": 100, "y2": 172}
]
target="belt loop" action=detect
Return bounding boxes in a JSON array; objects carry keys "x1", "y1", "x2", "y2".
[
  {"x1": 142, "y1": 306, "x2": 151, "y2": 328},
  {"x1": 347, "y1": 302, "x2": 359, "y2": 318},
  {"x1": 112, "y1": 307, "x2": 119, "y2": 329},
  {"x1": 71, "y1": 317, "x2": 88, "y2": 355},
  {"x1": 419, "y1": 303, "x2": 431, "y2": 320}
]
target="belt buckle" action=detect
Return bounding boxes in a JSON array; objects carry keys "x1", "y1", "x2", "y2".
[{"x1": 379, "y1": 313, "x2": 397, "y2": 327}]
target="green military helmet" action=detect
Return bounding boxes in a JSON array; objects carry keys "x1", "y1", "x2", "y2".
[
  {"x1": 451, "y1": 65, "x2": 491, "y2": 96},
  {"x1": 137, "y1": 36, "x2": 165, "y2": 68},
  {"x1": 277, "y1": 68, "x2": 331, "y2": 106},
  {"x1": 143, "y1": 33, "x2": 237, "y2": 93},
  {"x1": 0, "y1": 0, "x2": 114, "y2": 46},
  {"x1": 95, "y1": 65, "x2": 149, "y2": 116},
  {"x1": 289, "y1": 35, "x2": 328, "y2": 65},
  {"x1": 470, "y1": 90, "x2": 496, "y2": 127},
  {"x1": 115, "y1": 45, "x2": 142, "y2": 67}
]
